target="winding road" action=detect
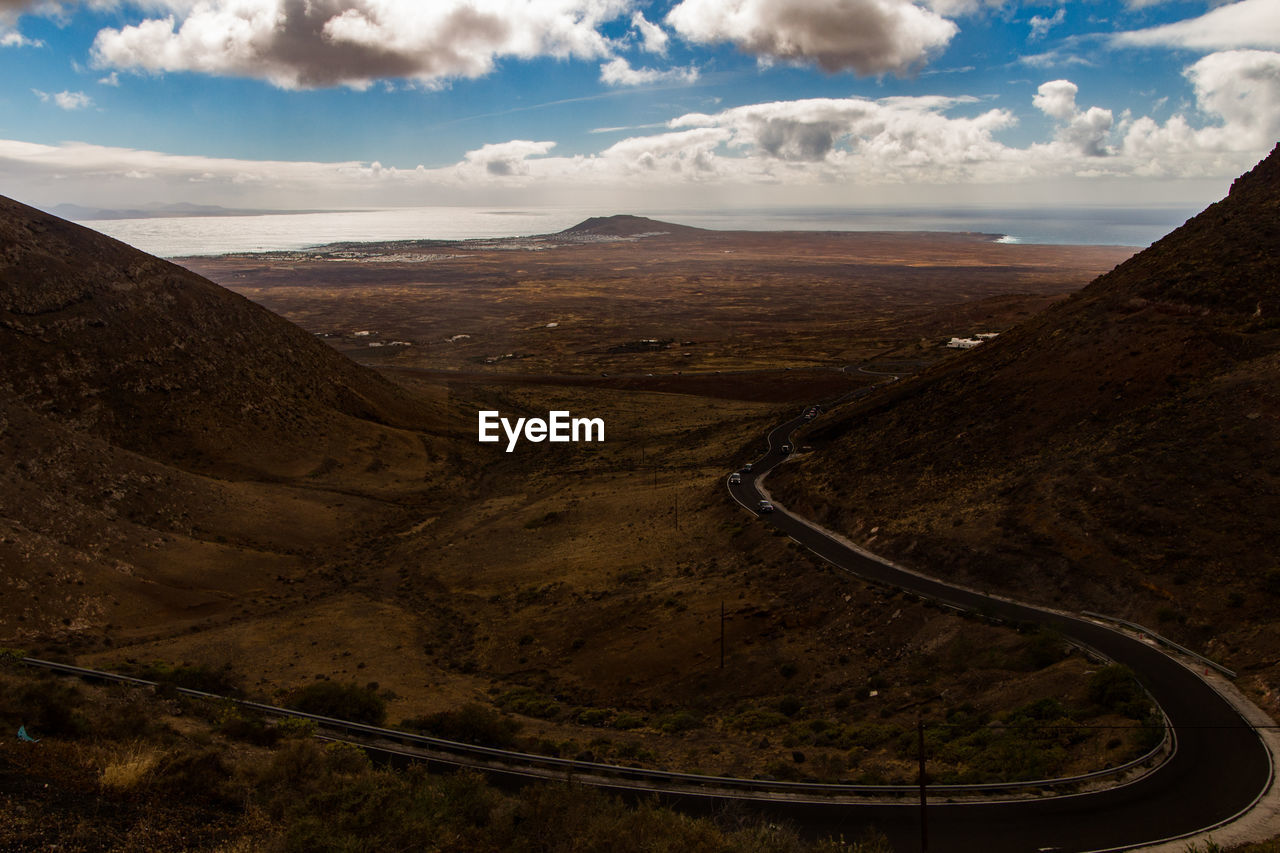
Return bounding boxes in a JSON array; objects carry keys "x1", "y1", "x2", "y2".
[
  {"x1": 728, "y1": 390, "x2": 1273, "y2": 851},
  {"x1": 18, "y1": 370, "x2": 1274, "y2": 852}
]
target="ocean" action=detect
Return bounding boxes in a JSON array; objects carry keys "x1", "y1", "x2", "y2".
[{"x1": 76, "y1": 204, "x2": 1203, "y2": 258}]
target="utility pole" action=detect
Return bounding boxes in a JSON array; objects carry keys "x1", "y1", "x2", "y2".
[
  {"x1": 720, "y1": 601, "x2": 725, "y2": 669},
  {"x1": 918, "y1": 718, "x2": 929, "y2": 853}
]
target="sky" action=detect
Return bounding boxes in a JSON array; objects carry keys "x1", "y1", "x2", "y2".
[{"x1": 0, "y1": 0, "x2": 1278, "y2": 214}]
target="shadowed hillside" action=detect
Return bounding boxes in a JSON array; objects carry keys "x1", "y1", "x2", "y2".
[
  {"x1": 0, "y1": 194, "x2": 444, "y2": 481},
  {"x1": 0, "y1": 195, "x2": 453, "y2": 644},
  {"x1": 774, "y1": 145, "x2": 1280, "y2": 690}
]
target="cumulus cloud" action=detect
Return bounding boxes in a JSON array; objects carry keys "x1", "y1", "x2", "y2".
[
  {"x1": 1033, "y1": 79, "x2": 1113, "y2": 156},
  {"x1": 33, "y1": 88, "x2": 94, "y2": 109},
  {"x1": 461, "y1": 139, "x2": 556, "y2": 177},
  {"x1": 91, "y1": 0, "x2": 632, "y2": 90},
  {"x1": 630, "y1": 10, "x2": 668, "y2": 53},
  {"x1": 1115, "y1": 0, "x2": 1280, "y2": 51},
  {"x1": 599, "y1": 56, "x2": 698, "y2": 86},
  {"x1": 667, "y1": 95, "x2": 1021, "y2": 184},
  {"x1": 1186, "y1": 50, "x2": 1280, "y2": 145},
  {"x1": 1032, "y1": 79, "x2": 1077, "y2": 121},
  {"x1": 599, "y1": 127, "x2": 732, "y2": 176},
  {"x1": 665, "y1": 0, "x2": 958, "y2": 76},
  {"x1": 5, "y1": 51, "x2": 1279, "y2": 208},
  {"x1": 1020, "y1": 52, "x2": 1280, "y2": 178}
]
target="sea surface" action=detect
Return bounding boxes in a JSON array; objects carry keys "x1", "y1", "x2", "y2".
[{"x1": 76, "y1": 204, "x2": 1203, "y2": 258}]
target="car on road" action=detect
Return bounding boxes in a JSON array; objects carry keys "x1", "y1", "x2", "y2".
[
  {"x1": 728, "y1": 472, "x2": 742, "y2": 484},
  {"x1": 757, "y1": 500, "x2": 774, "y2": 513},
  {"x1": 742, "y1": 463, "x2": 753, "y2": 472},
  {"x1": 781, "y1": 444, "x2": 791, "y2": 454}
]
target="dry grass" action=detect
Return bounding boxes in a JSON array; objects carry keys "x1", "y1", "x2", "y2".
[{"x1": 99, "y1": 742, "x2": 164, "y2": 791}]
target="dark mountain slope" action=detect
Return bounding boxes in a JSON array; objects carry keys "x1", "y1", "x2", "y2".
[
  {"x1": 773, "y1": 145, "x2": 1280, "y2": 682},
  {"x1": 0, "y1": 193, "x2": 439, "y2": 481},
  {"x1": 0, "y1": 196, "x2": 453, "y2": 646}
]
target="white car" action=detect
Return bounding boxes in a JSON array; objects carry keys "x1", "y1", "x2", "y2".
[
  {"x1": 728, "y1": 473, "x2": 742, "y2": 484},
  {"x1": 757, "y1": 500, "x2": 775, "y2": 513}
]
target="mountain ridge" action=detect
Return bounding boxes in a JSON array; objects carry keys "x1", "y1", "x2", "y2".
[
  {"x1": 0, "y1": 193, "x2": 449, "y2": 644},
  {"x1": 772, "y1": 144, "x2": 1280, "y2": 679}
]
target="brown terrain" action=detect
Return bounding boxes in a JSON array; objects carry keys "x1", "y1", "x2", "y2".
[
  {"x1": 2, "y1": 174, "x2": 1213, "y2": 850},
  {"x1": 179, "y1": 216, "x2": 1132, "y2": 382},
  {"x1": 772, "y1": 143, "x2": 1280, "y2": 719}
]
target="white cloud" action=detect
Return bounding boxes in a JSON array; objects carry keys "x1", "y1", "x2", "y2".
[
  {"x1": 667, "y1": 95, "x2": 1021, "y2": 185},
  {"x1": 1018, "y1": 47, "x2": 1094, "y2": 68},
  {"x1": 33, "y1": 88, "x2": 94, "y2": 109},
  {"x1": 1033, "y1": 79, "x2": 1113, "y2": 156},
  {"x1": 461, "y1": 139, "x2": 557, "y2": 177},
  {"x1": 4, "y1": 52, "x2": 1278, "y2": 208},
  {"x1": 1027, "y1": 51, "x2": 1280, "y2": 177},
  {"x1": 665, "y1": 0, "x2": 958, "y2": 76},
  {"x1": 1115, "y1": 0, "x2": 1280, "y2": 51},
  {"x1": 1028, "y1": 8, "x2": 1064, "y2": 41},
  {"x1": 91, "y1": 0, "x2": 633, "y2": 90},
  {"x1": 599, "y1": 127, "x2": 733, "y2": 176},
  {"x1": 1182, "y1": 49, "x2": 1280, "y2": 148},
  {"x1": 921, "y1": 0, "x2": 1005, "y2": 15},
  {"x1": 589, "y1": 121, "x2": 668, "y2": 133},
  {"x1": 1, "y1": 29, "x2": 42, "y2": 46},
  {"x1": 599, "y1": 56, "x2": 698, "y2": 86},
  {"x1": 1032, "y1": 78, "x2": 1077, "y2": 120},
  {"x1": 630, "y1": 10, "x2": 668, "y2": 54}
]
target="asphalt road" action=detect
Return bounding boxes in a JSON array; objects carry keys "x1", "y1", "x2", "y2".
[
  {"x1": 17, "y1": 376, "x2": 1271, "y2": 852},
  {"x1": 728, "y1": 405, "x2": 1272, "y2": 852}
]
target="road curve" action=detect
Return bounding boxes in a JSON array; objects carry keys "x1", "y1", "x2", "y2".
[
  {"x1": 729, "y1": 399, "x2": 1273, "y2": 851},
  {"x1": 14, "y1": 377, "x2": 1271, "y2": 850}
]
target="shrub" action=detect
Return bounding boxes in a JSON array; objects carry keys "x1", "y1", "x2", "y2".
[
  {"x1": 135, "y1": 661, "x2": 243, "y2": 696},
  {"x1": 612, "y1": 713, "x2": 644, "y2": 730},
  {"x1": 494, "y1": 688, "x2": 561, "y2": 720},
  {"x1": 286, "y1": 681, "x2": 387, "y2": 726},
  {"x1": 151, "y1": 746, "x2": 237, "y2": 805},
  {"x1": 575, "y1": 708, "x2": 613, "y2": 727},
  {"x1": 216, "y1": 708, "x2": 281, "y2": 746},
  {"x1": 726, "y1": 708, "x2": 790, "y2": 732},
  {"x1": 12, "y1": 679, "x2": 90, "y2": 738},
  {"x1": 1088, "y1": 665, "x2": 1150, "y2": 718},
  {"x1": 1022, "y1": 628, "x2": 1068, "y2": 669},
  {"x1": 400, "y1": 704, "x2": 521, "y2": 748},
  {"x1": 655, "y1": 711, "x2": 701, "y2": 734}
]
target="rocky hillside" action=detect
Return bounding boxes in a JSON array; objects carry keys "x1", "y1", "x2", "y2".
[
  {"x1": 0, "y1": 196, "x2": 450, "y2": 646},
  {"x1": 0, "y1": 194, "x2": 442, "y2": 479},
  {"x1": 773, "y1": 145, "x2": 1280, "y2": 693}
]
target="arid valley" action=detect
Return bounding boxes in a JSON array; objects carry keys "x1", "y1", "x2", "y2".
[{"x1": 3, "y1": 153, "x2": 1279, "y2": 851}]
